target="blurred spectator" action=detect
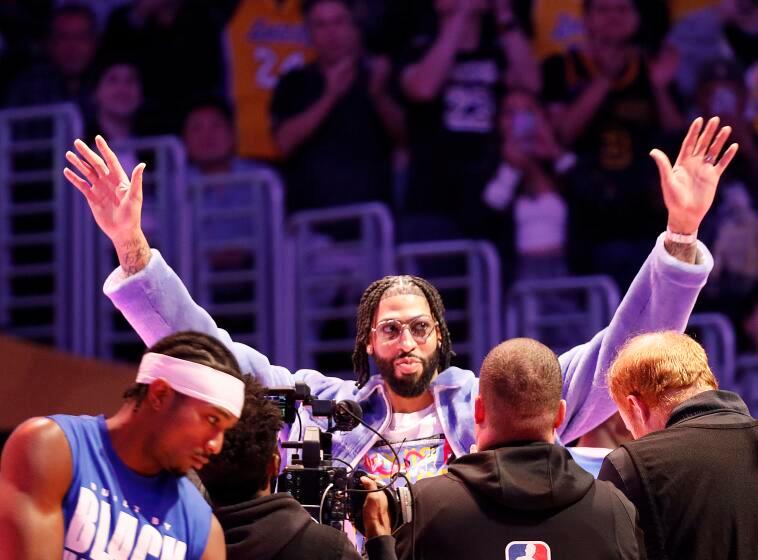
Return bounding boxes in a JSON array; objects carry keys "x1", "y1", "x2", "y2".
[
  {"x1": 224, "y1": 0, "x2": 313, "y2": 161},
  {"x1": 80, "y1": 56, "x2": 145, "y2": 195},
  {"x1": 183, "y1": 98, "x2": 281, "y2": 181},
  {"x1": 748, "y1": 62, "x2": 758, "y2": 132},
  {"x1": 524, "y1": 0, "x2": 585, "y2": 62},
  {"x1": 687, "y1": 63, "x2": 758, "y2": 336},
  {"x1": 398, "y1": 0, "x2": 540, "y2": 242},
  {"x1": 0, "y1": 1, "x2": 55, "y2": 101},
  {"x1": 182, "y1": 98, "x2": 283, "y2": 272},
  {"x1": 352, "y1": 0, "x2": 432, "y2": 59},
  {"x1": 4, "y1": 3, "x2": 98, "y2": 116},
  {"x1": 544, "y1": 0, "x2": 684, "y2": 146},
  {"x1": 692, "y1": 59, "x2": 758, "y2": 184},
  {"x1": 542, "y1": 0, "x2": 684, "y2": 288},
  {"x1": 665, "y1": 0, "x2": 731, "y2": 99},
  {"x1": 740, "y1": 289, "x2": 758, "y2": 353},
  {"x1": 520, "y1": 0, "x2": 670, "y2": 63},
  {"x1": 484, "y1": 88, "x2": 573, "y2": 281},
  {"x1": 270, "y1": 0, "x2": 403, "y2": 213},
  {"x1": 720, "y1": 0, "x2": 758, "y2": 71},
  {"x1": 55, "y1": 0, "x2": 130, "y2": 28},
  {"x1": 100, "y1": 0, "x2": 228, "y2": 134},
  {"x1": 710, "y1": 185, "x2": 758, "y2": 300},
  {"x1": 86, "y1": 57, "x2": 144, "y2": 174}
]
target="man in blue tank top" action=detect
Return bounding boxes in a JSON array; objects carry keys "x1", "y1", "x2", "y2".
[{"x1": 0, "y1": 331, "x2": 245, "y2": 560}]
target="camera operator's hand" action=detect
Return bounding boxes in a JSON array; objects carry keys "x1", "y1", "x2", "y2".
[{"x1": 361, "y1": 476, "x2": 392, "y2": 538}]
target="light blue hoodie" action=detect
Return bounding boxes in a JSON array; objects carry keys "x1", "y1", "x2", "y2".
[{"x1": 105, "y1": 234, "x2": 712, "y2": 469}]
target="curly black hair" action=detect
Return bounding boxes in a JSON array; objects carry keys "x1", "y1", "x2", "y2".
[
  {"x1": 352, "y1": 275, "x2": 454, "y2": 388},
  {"x1": 123, "y1": 331, "x2": 243, "y2": 406},
  {"x1": 197, "y1": 376, "x2": 283, "y2": 506}
]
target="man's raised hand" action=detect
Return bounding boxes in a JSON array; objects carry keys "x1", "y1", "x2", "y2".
[
  {"x1": 63, "y1": 136, "x2": 151, "y2": 274},
  {"x1": 650, "y1": 116, "x2": 738, "y2": 236}
]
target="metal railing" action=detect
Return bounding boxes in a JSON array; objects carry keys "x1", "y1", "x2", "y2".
[
  {"x1": 687, "y1": 312, "x2": 737, "y2": 390},
  {"x1": 505, "y1": 275, "x2": 621, "y2": 355},
  {"x1": 0, "y1": 103, "x2": 84, "y2": 351},
  {"x1": 185, "y1": 170, "x2": 286, "y2": 363},
  {"x1": 288, "y1": 203, "x2": 395, "y2": 377}
]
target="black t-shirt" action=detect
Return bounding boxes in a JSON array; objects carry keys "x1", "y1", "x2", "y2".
[
  {"x1": 270, "y1": 61, "x2": 393, "y2": 214},
  {"x1": 542, "y1": 50, "x2": 668, "y2": 239},
  {"x1": 401, "y1": 27, "x2": 505, "y2": 216}
]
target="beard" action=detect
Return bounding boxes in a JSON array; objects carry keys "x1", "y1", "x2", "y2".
[{"x1": 374, "y1": 350, "x2": 440, "y2": 398}]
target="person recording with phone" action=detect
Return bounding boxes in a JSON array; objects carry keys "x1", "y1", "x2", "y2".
[{"x1": 482, "y1": 88, "x2": 575, "y2": 281}]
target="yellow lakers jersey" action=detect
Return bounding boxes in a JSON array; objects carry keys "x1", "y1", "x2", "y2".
[{"x1": 225, "y1": 0, "x2": 314, "y2": 160}]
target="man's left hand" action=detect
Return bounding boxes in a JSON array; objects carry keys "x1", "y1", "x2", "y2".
[{"x1": 650, "y1": 116, "x2": 739, "y2": 235}]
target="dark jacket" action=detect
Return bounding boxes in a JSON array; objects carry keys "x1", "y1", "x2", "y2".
[
  {"x1": 599, "y1": 390, "x2": 758, "y2": 560},
  {"x1": 391, "y1": 442, "x2": 644, "y2": 559},
  {"x1": 214, "y1": 493, "x2": 360, "y2": 560}
]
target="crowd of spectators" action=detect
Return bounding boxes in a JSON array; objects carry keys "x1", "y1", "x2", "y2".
[{"x1": 1, "y1": 0, "x2": 757, "y2": 351}]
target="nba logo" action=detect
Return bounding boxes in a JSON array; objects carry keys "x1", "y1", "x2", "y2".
[{"x1": 505, "y1": 541, "x2": 551, "y2": 560}]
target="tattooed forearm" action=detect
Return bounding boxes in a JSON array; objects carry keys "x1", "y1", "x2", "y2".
[
  {"x1": 117, "y1": 234, "x2": 151, "y2": 275},
  {"x1": 663, "y1": 239, "x2": 698, "y2": 264}
]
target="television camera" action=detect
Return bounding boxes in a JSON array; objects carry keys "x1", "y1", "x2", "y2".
[{"x1": 265, "y1": 383, "x2": 412, "y2": 532}]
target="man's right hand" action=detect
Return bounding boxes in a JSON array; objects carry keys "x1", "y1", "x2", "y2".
[{"x1": 63, "y1": 136, "x2": 151, "y2": 275}]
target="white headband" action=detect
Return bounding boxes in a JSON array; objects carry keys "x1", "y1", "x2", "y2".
[{"x1": 136, "y1": 353, "x2": 245, "y2": 418}]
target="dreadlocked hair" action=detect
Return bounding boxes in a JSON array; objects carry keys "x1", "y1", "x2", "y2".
[{"x1": 352, "y1": 275, "x2": 454, "y2": 388}]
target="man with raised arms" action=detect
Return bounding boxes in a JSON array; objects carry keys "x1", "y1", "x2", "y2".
[{"x1": 63, "y1": 117, "x2": 736, "y2": 483}]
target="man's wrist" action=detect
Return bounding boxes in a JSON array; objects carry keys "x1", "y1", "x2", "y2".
[
  {"x1": 665, "y1": 226, "x2": 698, "y2": 245},
  {"x1": 114, "y1": 231, "x2": 151, "y2": 275},
  {"x1": 663, "y1": 227, "x2": 699, "y2": 264}
]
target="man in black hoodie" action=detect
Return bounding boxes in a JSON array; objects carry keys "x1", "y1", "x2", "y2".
[
  {"x1": 598, "y1": 331, "x2": 758, "y2": 559},
  {"x1": 197, "y1": 376, "x2": 389, "y2": 559},
  {"x1": 362, "y1": 337, "x2": 644, "y2": 559}
]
